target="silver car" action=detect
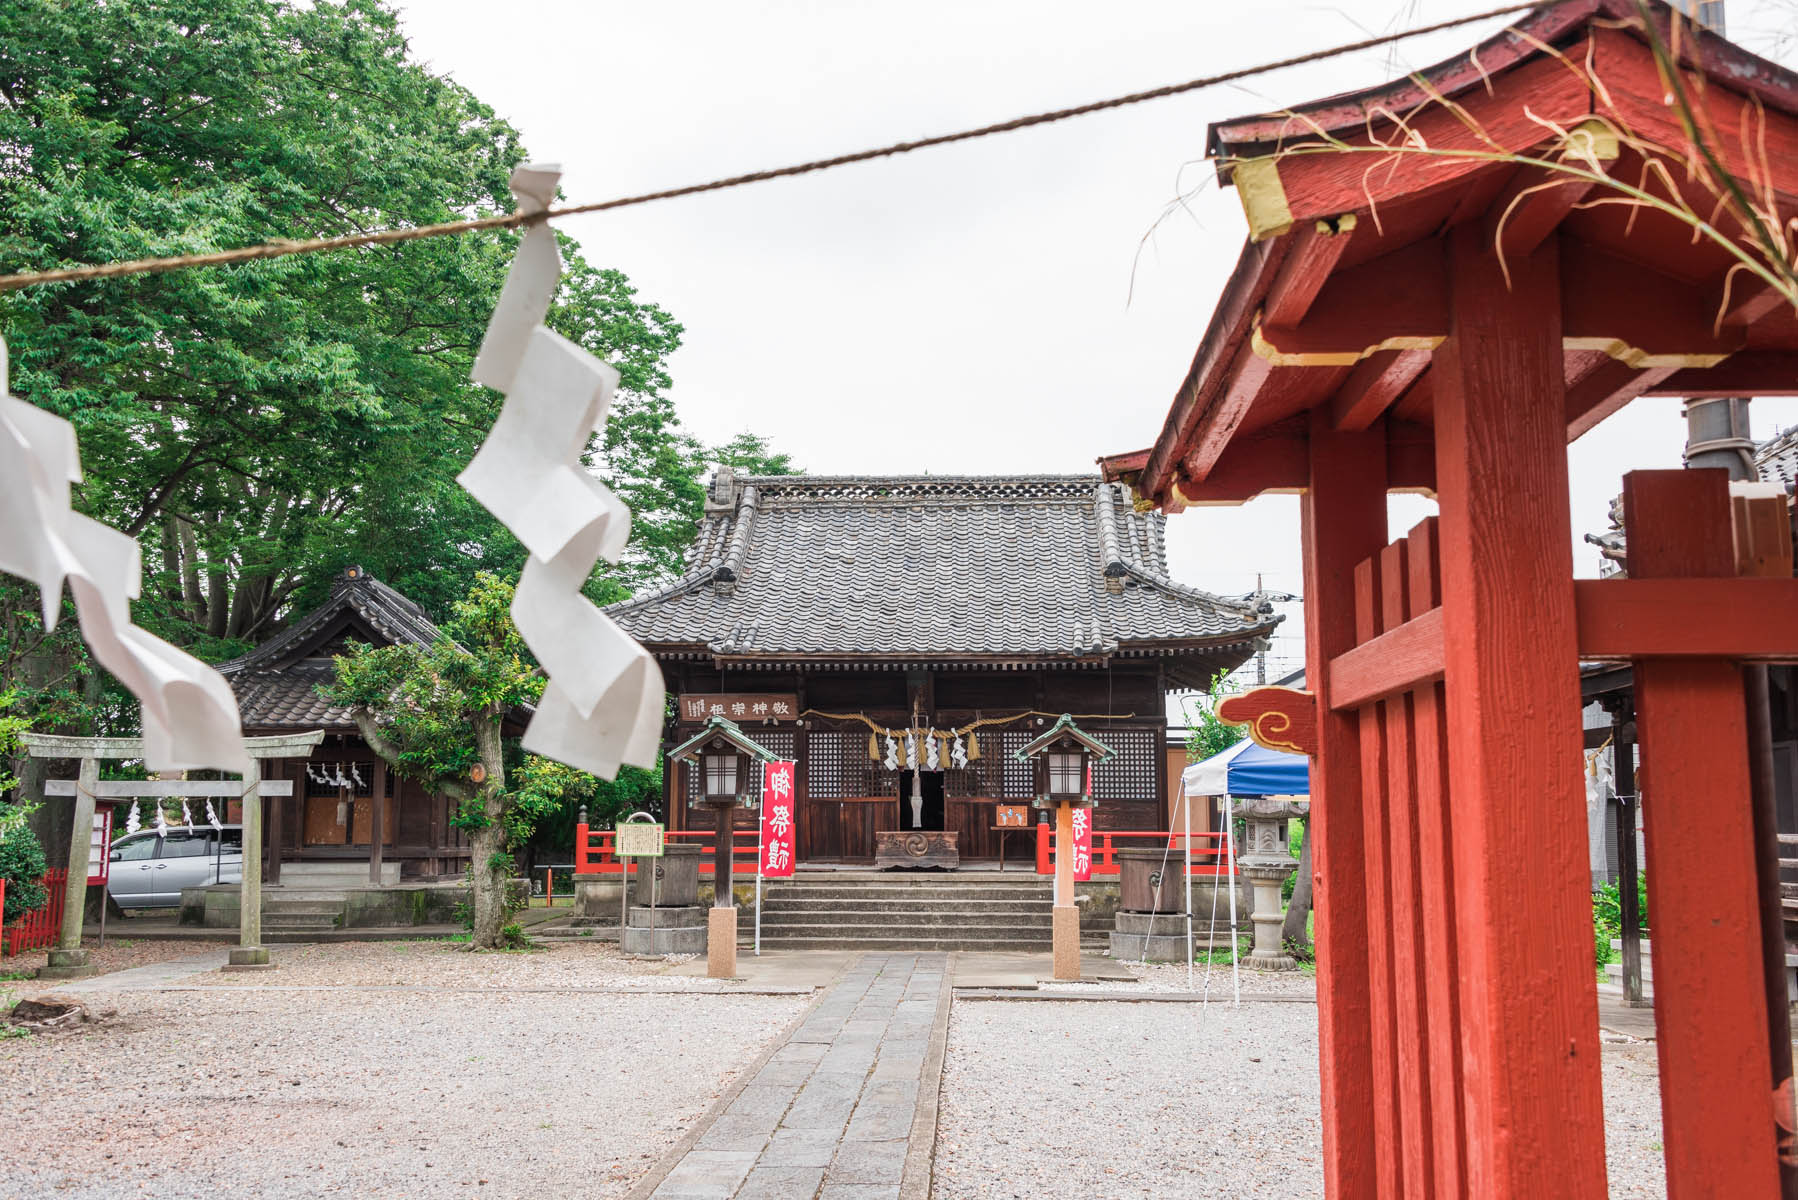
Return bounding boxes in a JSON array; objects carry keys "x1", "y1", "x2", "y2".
[{"x1": 107, "y1": 825, "x2": 243, "y2": 908}]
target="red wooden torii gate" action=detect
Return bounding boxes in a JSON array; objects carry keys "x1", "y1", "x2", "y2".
[{"x1": 1104, "y1": 3, "x2": 1798, "y2": 1196}]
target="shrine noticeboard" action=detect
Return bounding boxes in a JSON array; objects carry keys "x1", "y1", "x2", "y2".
[
  {"x1": 1070, "y1": 805, "x2": 1093, "y2": 883},
  {"x1": 614, "y1": 822, "x2": 664, "y2": 858},
  {"x1": 760, "y1": 761, "x2": 797, "y2": 877},
  {"x1": 87, "y1": 809, "x2": 112, "y2": 885},
  {"x1": 679, "y1": 693, "x2": 799, "y2": 723}
]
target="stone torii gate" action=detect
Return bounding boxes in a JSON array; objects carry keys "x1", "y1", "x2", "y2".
[{"x1": 23, "y1": 730, "x2": 323, "y2": 977}]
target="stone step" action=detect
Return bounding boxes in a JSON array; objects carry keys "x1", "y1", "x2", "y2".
[
  {"x1": 759, "y1": 909, "x2": 1053, "y2": 928},
  {"x1": 760, "y1": 897, "x2": 1052, "y2": 914},
  {"x1": 262, "y1": 901, "x2": 345, "y2": 916},
  {"x1": 756, "y1": 934, "x2": 1052, "y2": 951},
  {"x1": 263, "y1": 911, "x2": 341, "y2": 929},
  {"x1": 756, "y1": 920, "x2": 1050, "y2": 938},
  {"x1": 761, "y1": 887, "x2": 1052, "y2": 903}
]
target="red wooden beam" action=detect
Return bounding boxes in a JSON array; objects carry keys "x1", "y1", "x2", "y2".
[
  {"x1": 1485, "y1": 162, "x2": 1607, "y2": 260},
  {"x1": 1263, "y1": 215, "x2": 1357, "y2": 327},
  {"x1": 1565, "y1": 358, "x2": 1676, "y2": 440},
  {"x1": 1641, "y1": 352, "x2": 1798, "y2": 397},
  {"x1": 1255, "y1": 239, "x2": 1446, "y2": 367},
  {"x1": 1574, "y1": 578, "x2": 1798, "y2": 660},
  {"x1": 1165, "y1": 417, "x2": 1435, "y2": 508},
  {"x1": 1331, "y1": 348, "x2": 1430, "y2": 432},
  {"x1": 1176, "y1": 336, "x2": 1277, "y2": 484},
  {"x1": 1302, "y1": 407, "x2": 1385, "y2": 1200},
  {"x1": 1621, "y1": 468, "x2": 1780, "y2": 1197},
  {"x1": 1326, "y1": 607, "x2": 1444, "y2": 710},
  {"x1": 1432, "y1": 228, "x2": 1607, "y2": 1194}
]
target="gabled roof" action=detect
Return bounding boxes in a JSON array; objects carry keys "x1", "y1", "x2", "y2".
[
  {"x1": 607, "y1": 472, "x2": 1278, "y2": 685},
  {"x1": 1013, "y1": 714, "x2": 1116, "y2": 762},
  {"x1": 216, "y1": 567, "x2": 443, "y2": 731},
  {"x1": 667, "y1": 716, "x2": 779, "y2": 764}
]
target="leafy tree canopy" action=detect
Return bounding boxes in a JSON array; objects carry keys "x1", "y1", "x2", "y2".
[{"x1": 0, "y1": 0, "x2": 795, "y2": 749}]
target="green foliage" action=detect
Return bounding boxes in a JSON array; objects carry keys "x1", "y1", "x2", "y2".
[
  {"x1": 0, "y1": 0, "x2": 789, "y2": 734},
  {"x1": 1182, "y1": 673, "x2": 1246, "y2": 765},
  {"x1": 1592, "y1": 874, "x2": 1650, "y2": 967},
  {"x1": 0, "y1": 822, "x2": 48, "y2": 922}
]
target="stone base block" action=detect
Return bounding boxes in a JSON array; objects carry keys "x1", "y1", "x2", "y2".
[
  {"x1": 1109, "y1": 911, "x2": 1194, "y2": 963},
  {"x1": 1052, "y1": 904, "x2": 1081, "y2": 981},
  {"x1": 708, "y1": 906, "x2": 739, "y2": 979},
  {"x1": 1247, "y1": 950, "x2": 1299, "y2": 971},
  {"x1": 222, "y1": 946, "x2": 275, "y2": 972},
  {"x1": 622, "y1": 905, "x2": 708, "y2": 956},
  {"x1": 37, "y1": 948, "x2": 98, "y2": 980}
]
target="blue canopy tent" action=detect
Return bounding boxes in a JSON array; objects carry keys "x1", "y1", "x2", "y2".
[{"x1": 1182, "y1": 737, "x2": 1309, "y2": 798}]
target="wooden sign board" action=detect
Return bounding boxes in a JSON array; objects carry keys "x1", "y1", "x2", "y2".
[
  {"x1": 87, "y1": 809, "x2": 111, "y2": 885},
  {"x1": 993, "y1": 804, "x2": 1032, "y2": 828},
  {"x1": 614, "y1": 822, "x2": 665, "y2": 858},
  {"x1": 679, "y1": 693, "x2": 799, "y2": 723}
]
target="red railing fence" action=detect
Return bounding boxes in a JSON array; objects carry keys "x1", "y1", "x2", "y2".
[
  {"x1": 574, "y1": 823, "x2": 1236, "y2": 878},
  {"x1": 1, "y1": 868, "x2": 67, "y2": 956}
]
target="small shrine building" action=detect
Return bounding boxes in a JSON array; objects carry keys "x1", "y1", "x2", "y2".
[
  {"x1": 216, "y1": 567, "x2": 473, "y2": 882},
  {"x1": 608, "y1": 471, "x2": 1278, "y2": 863}
]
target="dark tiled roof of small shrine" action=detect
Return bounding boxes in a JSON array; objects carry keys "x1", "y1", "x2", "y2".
[
  {"x1": 216, "y1": 568, "x2": 443, "y2": 730},
  {"x1": 608, "y1": 472, "x2": 1278, "y2": 673}
]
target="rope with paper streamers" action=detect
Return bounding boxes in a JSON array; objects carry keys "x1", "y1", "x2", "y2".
[
  {"x1": 0, "y1": 4, "x2": 1531, "y2": 294},
  {"x1": 804, "y1": 708, "x2": 1139, "y2": 765}
]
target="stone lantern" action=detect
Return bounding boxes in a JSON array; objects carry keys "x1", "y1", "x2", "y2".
[
  {"x1": 667, "y1": 716, "x2": 774, "y2": 978},
  {"x1": 1236, "y1": 794, "x2": 1308, "y2": 969},
  {"x1": 1014, "y1": 714, "x2": 1114, "y2": 982}
]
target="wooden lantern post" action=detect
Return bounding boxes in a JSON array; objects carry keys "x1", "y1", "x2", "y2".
[
  {"x1": 666, "y1": 717, "x2": 774, "y2": 979},
  {"x1": 1015, "y1": 715, "x2": 1114, "y2": 982}
]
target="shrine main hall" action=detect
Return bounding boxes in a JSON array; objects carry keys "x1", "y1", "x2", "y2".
[{"x1": 608, "y1": 470, "x2": 1279, "y2": 862}]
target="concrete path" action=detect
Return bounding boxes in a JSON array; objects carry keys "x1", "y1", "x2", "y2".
[
  {"x1": 51, "y1": 949, "x2": 236, "y2": 992},
  {"x1": 646, "y1": 953, "x2": 947, "y2": 1200}
]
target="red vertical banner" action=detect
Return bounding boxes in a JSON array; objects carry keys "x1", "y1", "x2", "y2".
[
  {"x1": 1070, "y1": 804, "x2": 1092, "y2": 883},
  {"x1": 760, "y1": 761, "x2": 796, "y2": 877}
]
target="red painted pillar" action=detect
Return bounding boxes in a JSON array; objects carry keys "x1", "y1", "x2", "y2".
[
  {"x1": 1302, "y1": 405, "x2": 1386, "y2": 1199},
  {"x1": 1624, "y1": 468, "x2": 1780, "y2": 1197},
  {"x1": 1432, "y1": 226, "x2": 1607, "y2": 1195}
]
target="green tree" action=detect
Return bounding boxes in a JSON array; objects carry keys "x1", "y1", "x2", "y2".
[
  {"x1": 1182, "y1": 673, "x2": 1246, "y2": 764},
  {"x1": 324, "y1": 572, "x2": 597, "y2": 949},
  {"x1": 0, "y1": 0, "x2": 716, "y2": 658}
]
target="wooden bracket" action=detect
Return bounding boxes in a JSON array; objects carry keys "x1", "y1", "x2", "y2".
[{"x1": 1217, "y1": 686, "x2": 1319, "y2": 757}]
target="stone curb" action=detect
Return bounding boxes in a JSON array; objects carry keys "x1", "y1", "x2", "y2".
[
  {"x1": 901, "y1": 954, "x2": 955, "y2": 1200},
  {"x1": 952, "y1": 988, "x2": 1317, "y2": 1003}
]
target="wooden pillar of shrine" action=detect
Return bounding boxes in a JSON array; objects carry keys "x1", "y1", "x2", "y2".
[
  {"x1": 1623, "y1": 469, "x2": 1780, "y2": 1194},
  {"x1": 1432, "y1": 228, "x2": 1606, "y2": 1193},
  {"x1": 1300, "y1": 407, "x2": 1385, "y2": 1199}
]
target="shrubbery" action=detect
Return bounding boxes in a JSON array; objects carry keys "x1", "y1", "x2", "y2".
[
  {"x1": 1592, "y1": 874, "x2": 1650, "y2": 967},
  {"x1": 0, "y1": 822, "x2": 48, "y2": 923}
]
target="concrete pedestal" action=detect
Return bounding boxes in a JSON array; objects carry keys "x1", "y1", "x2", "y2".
[
  {"x1": 1108, "y1": 911, "x2": 1194, "y2": 963},
  {"x1": 621, "y1": 904, "x2": 708, "y2": 956},
  {"x1": 708, "y1": 906, "x2": 739, "y2": 978},
  {"x1": 37, "y1": 948, "x2": 98, "y2": 980},
  {"x1": 1051, "y1": 904, "x2": 1081, "y2": 980},
  {"x1": 223, "y1": 946, "x2": 275, "y2": 972},
  {"x1": 1242, "y1": 864, "x2": 1298, "y2": 970}
]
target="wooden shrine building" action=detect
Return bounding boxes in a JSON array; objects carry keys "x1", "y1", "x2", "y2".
[
  {"x1": 608, "y1": 471, "x2": 1278, "y2": 863},
  {"x1": 216, "y1": 566, "x2": 471, "y2": 882},
  {"x1": 1102, "y1": 3, "x2": 1798, "y2": 1195}
]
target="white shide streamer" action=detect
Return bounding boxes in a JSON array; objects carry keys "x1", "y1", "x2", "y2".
[
  {"x1": 0, "y1": 343, "x2": 250, "y2": 774},
  {"x1": 458, "y1": 164, "x2": 662, "y2": 779}
]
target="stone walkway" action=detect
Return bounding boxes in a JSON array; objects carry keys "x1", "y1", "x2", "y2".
[
  {"x1": 52, "y1": 950, "x2": 234, "y2": 992},
  {"x1": 648, "y1": 953, "x2": 946, "y2": 1200}
]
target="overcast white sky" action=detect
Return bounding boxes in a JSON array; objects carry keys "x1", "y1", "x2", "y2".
[{"x1": 396, "y1": 0, "x2": 1797, "y2": 687}]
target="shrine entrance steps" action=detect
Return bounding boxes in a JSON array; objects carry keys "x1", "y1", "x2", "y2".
[{"x1": 755, "y1": 872, "x2": 1055, "y2": 952}]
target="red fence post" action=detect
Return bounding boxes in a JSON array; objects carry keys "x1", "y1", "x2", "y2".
[
  {"x1": 1035, "y1": 821, "x2": 1050, "y2": 875},
  {"x1": 574, "y1": 822, "x2": 589, "y2": 873}
]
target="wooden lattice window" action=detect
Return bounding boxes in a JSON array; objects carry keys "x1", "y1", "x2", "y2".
[
  {"x1": 1091, "y1": 729, "x2": 1157, "y2": 803},
  {"x1": 806, "y1": 730, "x2": 858, "y2": 799},
  {"x1": 1000, "y1": 730, "x2": 1034, "y2": 799}
]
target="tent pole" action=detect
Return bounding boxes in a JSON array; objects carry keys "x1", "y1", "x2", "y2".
[
  {"x1": 1185, "y1": 783, "x2": 1194, "y2": 992},
  {"x1": 1226, "y1": 792, "x2": 1239, "y2": 1005}
]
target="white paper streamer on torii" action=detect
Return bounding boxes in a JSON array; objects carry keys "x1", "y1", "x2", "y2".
[
  {"x1": 458, "y1": 164, "x2": 662, "y2": 779},
  {"x1": 0, "y1": 343, "x2": 250, "y2": 774},
  {"x1": 883, "y1": 734, "x2": 898, "y2": 771}
]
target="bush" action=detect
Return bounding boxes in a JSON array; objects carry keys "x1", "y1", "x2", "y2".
[
  {"x1": 0, "y1": 822, "x2": 48, "y2": 923},
  {"x1": 1592, "y1": 874, "x2": 1649, "y2": 968}
]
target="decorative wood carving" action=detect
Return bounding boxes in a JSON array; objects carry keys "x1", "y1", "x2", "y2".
[
  {"x1": 874, "y1": 829, "x2": 960, "y2": 870},
  {"x1": 1217, "y1": 686, "x2": 1319, "y2": 757}
]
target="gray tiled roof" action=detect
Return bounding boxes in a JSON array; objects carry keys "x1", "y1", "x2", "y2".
[
  {"x1": 217, "y1": 569, "x2": 443, "y2": 730},
  {"x1": 608, "y1": 473, "x2": 1278, "y2": 669}
]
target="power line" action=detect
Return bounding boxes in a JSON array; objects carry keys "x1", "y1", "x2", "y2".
[{"x1": 0, "y1": 2, "x2": 1534, "y2": 294}]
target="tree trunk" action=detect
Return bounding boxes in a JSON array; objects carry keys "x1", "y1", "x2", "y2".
[
  {"x1": 466, "y1": 707, "x2": 511, "y2": 950},
  {"x1": 1281, "y1": 815, "x2": 1314, "y2": 949}
]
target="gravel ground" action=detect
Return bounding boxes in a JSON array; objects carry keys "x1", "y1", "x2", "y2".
[
  {"x1": 0, "y1": 985, "x2": 806, "y2": 1199},
  {"x1": 187, "y1": 940, "x2": 718, "y2": 990},
  {"x1": 1101, "y1": 959, "x2": 1318, "y2": 996},
  {"x1": 934, "y1": 1000, "x2": 1670, "y2": 1199},
  {"x1": 2, "y1": 937, "x2": 233, "y2": 983}
]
